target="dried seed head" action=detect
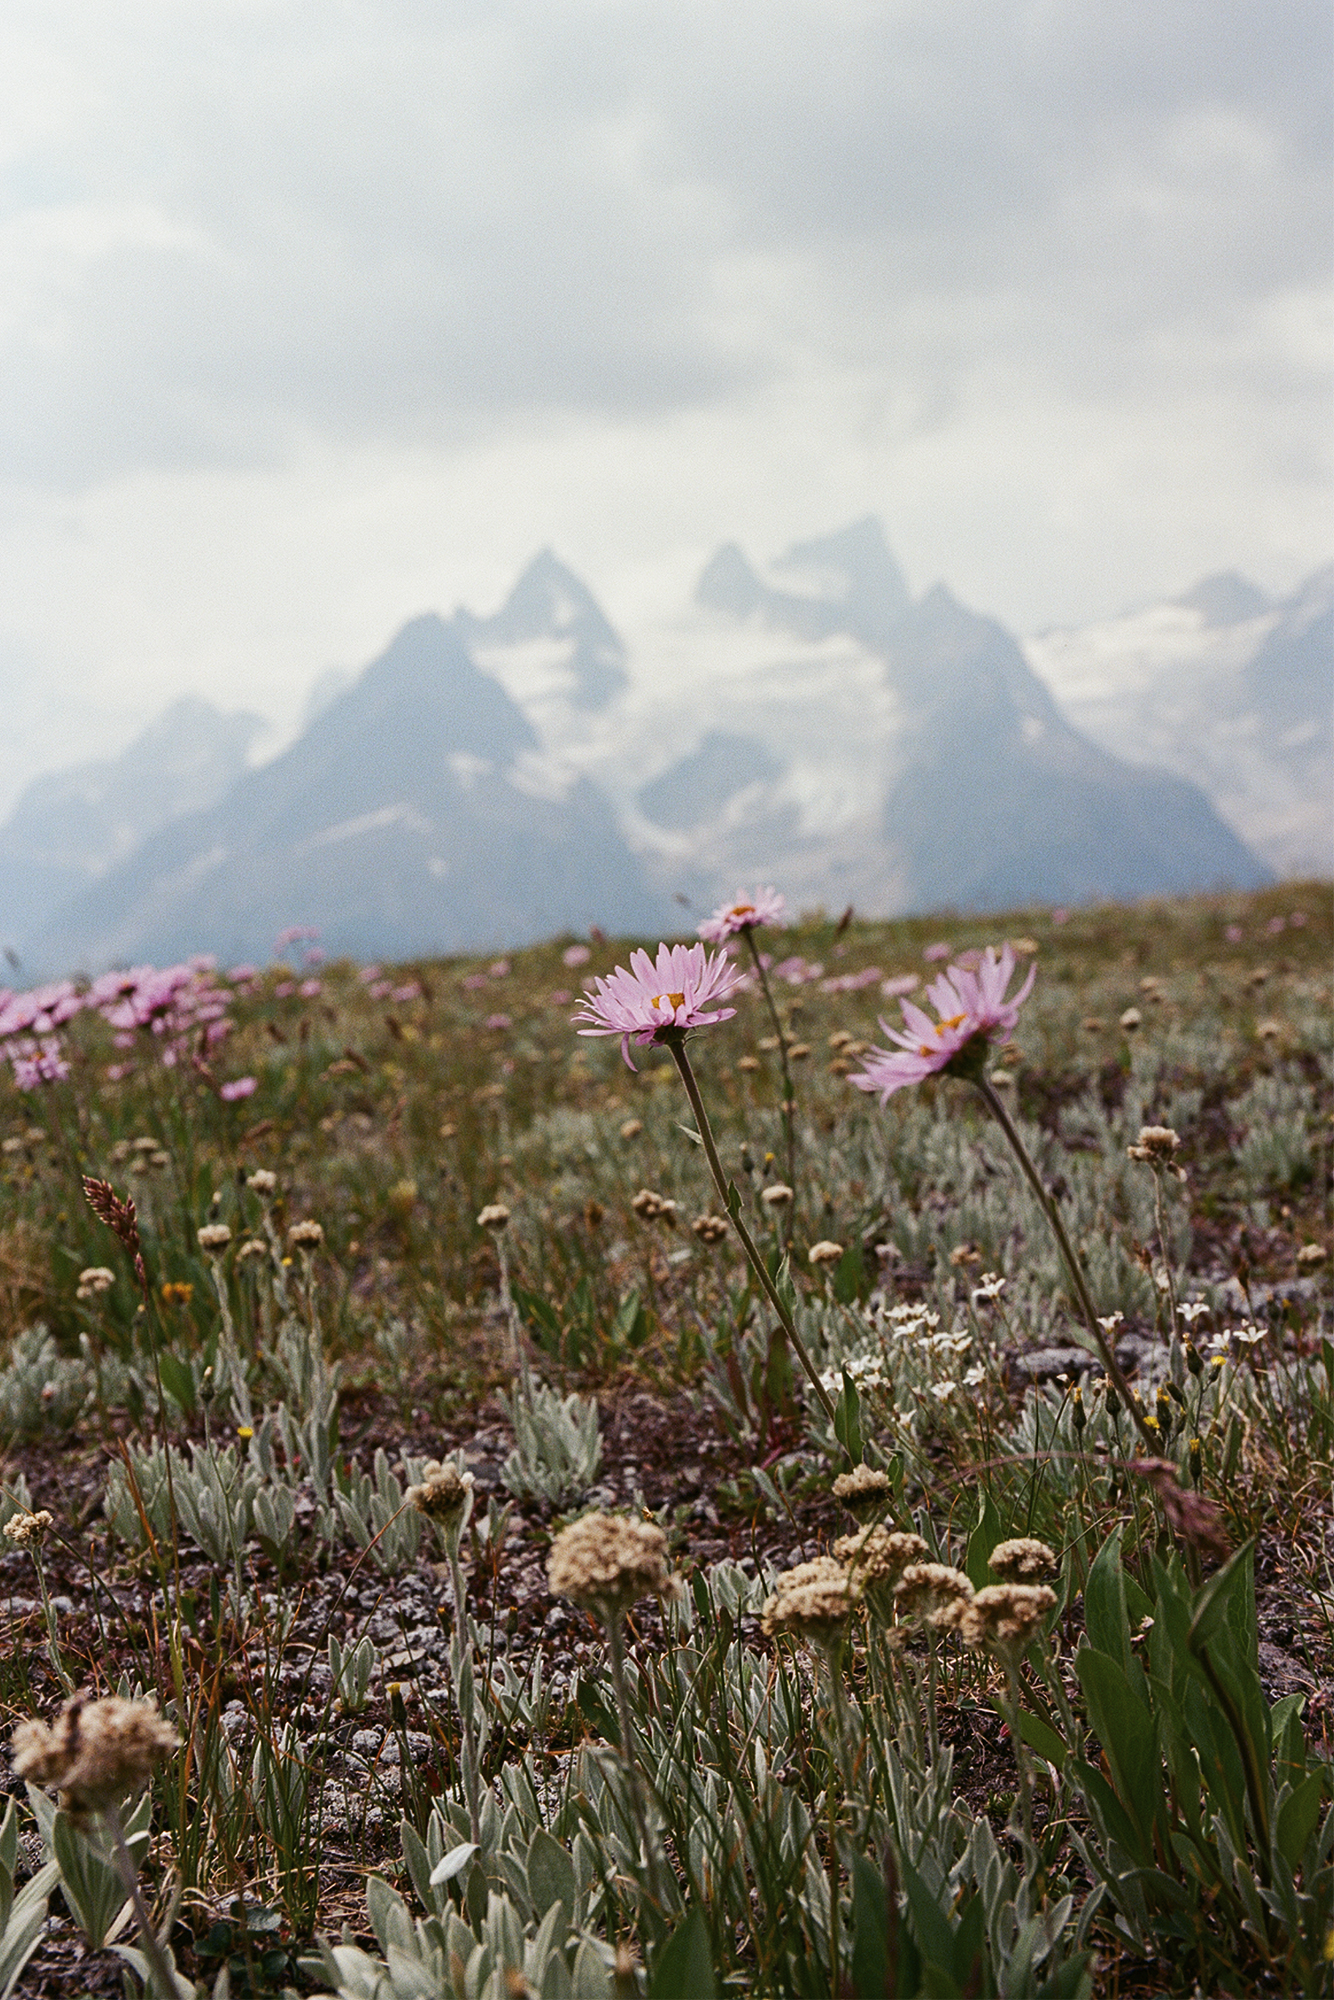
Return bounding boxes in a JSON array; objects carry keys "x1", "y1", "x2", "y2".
[
  {"x1": 1119, "y1": 1007, "x2": 1142, "y2": 1031},
  {"x1": 1126, "y1": 1125, "x2": 1181, "y2": 1164},
  {"x1": 476, "y1": 1203, "x2": 511, "y2": 1231},
  {"x1": 247, "y1": 1169, "x2": 278, "y2": 1195},
  {"x1": 893, "y1": 1563, "x2": 975, "y2": 1629},
  {"x1": 630, "y1": 1189, "x2": 677, "y2": 1223},
  {"x1": 406, "y1": 1460, "x2": 475, "y2": 1537},
  {"x1": 547, "y1": 1512, "x2": 677, "y2": 1626},
  {"x1": 1131, "y1": 1458, "x2": 1231, "y2": 1561},
  {"x1": 953, "y1": 1582, "x2": 1056, "y2": 1658},
  {"x1": 286, "y1": 1220, "x2": 324, "y2": 1248},
  {"x1": 761, "y1": 1557, "x2": 855, "y2": 1654},
  {"x1": 197, "y1": 1223, "x2": 233, "y2": 1252},
  {"x1": 760, "y1": 1183, "x2": 794, "y2": 1207},
  {"x1": 12, "y1": 1693, "x2": 178, "y2": 1819},
  {"x1": 988, "y1": 1537, "x2": 1058, "y2": 1582},
  {"x1": 808, "y1": 1240, "x2": 844, "y2": 1267},
  {"x1": 831, "y1": 1463, "x2": 893, "y2": 1519},
  {"x1": 81, "y1": 1176, "x2": 142, "y2": 1255},
  {"x1": 76, "y1": 1266, "x2": 116, "y2": 1300},
  {"x1": 691, "y1": 1213, "x2": 729, "y2": 1245},
  {"x1": 2, "y1": 1509, "x2": 53, "y2": 1548}
]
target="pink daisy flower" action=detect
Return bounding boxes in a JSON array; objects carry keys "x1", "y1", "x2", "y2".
[
  {"x1": 697, "y1": 886, "x2": 787, "y2": 943},
  {"x1": 850, "y1": 944, "x2": 1036, "y2": 1101},
  {"x1": 573, "y1": 941, "x2": 744, "y2": 1068}
]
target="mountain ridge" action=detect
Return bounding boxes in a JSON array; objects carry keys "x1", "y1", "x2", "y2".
[{"x1": 7, "y1": 520, "x2": 1309, "y2": 974}]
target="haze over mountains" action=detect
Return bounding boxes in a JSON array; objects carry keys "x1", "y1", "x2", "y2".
[{"x1": 5, "y1": 519, "x2": 1323, "y2": 975}]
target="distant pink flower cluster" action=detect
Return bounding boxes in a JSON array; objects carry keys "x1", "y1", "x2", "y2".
[
  {"x1": 820, "y1": 965, "x2": 882, "y2": 994},
  {"x1": 770, "y1": 955, "x2": 825, "y2": 986},
  {"x1": 850, "y1": 943, "x2": 1036, "y2": 1101},
  {"x1": 574, "y1": 941, "x2": 744, "y2": 1068},
  {"x1": 0, "y1": 960, "x2": 259, "y2": 1097},
  {"x1": 698, "y1": 886, "x2": 787, "y2": 943},
  {"x1": 562, "y1": 943, "x2": 591, "y2": 968}
]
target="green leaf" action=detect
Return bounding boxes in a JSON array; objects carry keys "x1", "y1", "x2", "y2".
[
  {"x1": 649, "y1": 1906, "x2": 716, "y2": 2000},
  {"x1": 50, "y1": 1812, "x2": 128, "y2": 1949},
  {"x1": 157, "y1": 1349, "x2": 196, "y2": 1416},
  {"x1": 834, "y1": 1371, "x2": 863, "y2": 1466},
  {"x1": 1186, "y1": 1540, "x2": 1255, "y2": 1657},
  {"x1": 427, "y1": 1840, "x2": 478, "y2": 1888},
  {"x1": 1082, "y1": 1528, "x2": 1130, "y2": 1668},
  {"x1": 898, "y1": 1850, "x2": 955, "y2": 1976},
  {"x1": 527, "y1": 1828, "x2": 575, "y2": 1923},
  {"x1": 0, "y1": 1859, "x2": 57, "y2": 2000},
  {"x1": 510, "y1": 1283, "x2": 562, "y2": 1354},
  {"x1": 850, "y1": 1851, "x2": 889, "y2": 2000},
  {"x1": 1016, "y1": 1706, "x2": 1068, "y2": 1772},
  {"x1": 833, "y1": 1238, "x2": 863, "y2": 1305},
  {"x1": 1076, "y1": 1648, "x2": 1161, "y2": 1851},
  {"x1": 1276, "y1": 1771, "x2": 1325, "y2": 1871},
  {"x1": 964, "y1": 1488, "x2": 1006, "y2": 1592}
]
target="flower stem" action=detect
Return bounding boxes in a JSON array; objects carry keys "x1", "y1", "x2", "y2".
[
  {"x1": 104, "y1": 1803, "x2": 179, "y2": 2000},
  {"x1": 1150, "y1": 1168, "x2": 1184, "y2": 1384},
  {"x1": 667, "y1": 1038, "x2": 843, "y2": 1440},
  {"x1": 973, "y1": 1078, "x2": 1155, "y2": 1448},
  {"x1": 446, "y1": 1536, "x2": 482, "y2": 1846},
  {"x1": 743, "y1": 930, "x2": 798, "y2": 1218}
]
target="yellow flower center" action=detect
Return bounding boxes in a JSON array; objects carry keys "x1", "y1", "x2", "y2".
[
  {"x1": 650, "y1": 991, "x2": 687, "y2": 1012},
  {"x1": 730, "y1": 904, "x2": 754, "y2": 918},
  {"x1": 935, "y1": 1013, "x2": 966, "y2": 1035}
]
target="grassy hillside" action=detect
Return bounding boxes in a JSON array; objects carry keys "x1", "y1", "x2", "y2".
[{"x1": 0, "y1": 881, "x2": 1329, "y2": 1997}]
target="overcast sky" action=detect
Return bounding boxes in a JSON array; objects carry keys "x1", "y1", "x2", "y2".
[{"x1": 0, "y1": 0, "x2": 1329, "y2": 810}]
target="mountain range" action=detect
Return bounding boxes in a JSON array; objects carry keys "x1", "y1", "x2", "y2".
[{"x1": 5, "y1": 519, "x2": 1322, "y2": 974}]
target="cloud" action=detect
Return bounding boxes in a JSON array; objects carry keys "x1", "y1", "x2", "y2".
[{"x1": 0, "y1": 0, "x2": 1325, "y2": 488}]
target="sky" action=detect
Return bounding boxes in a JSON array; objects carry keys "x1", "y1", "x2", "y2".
[{"x1": 0, "y1": 0, "x2": 1329, "y2": 813}]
